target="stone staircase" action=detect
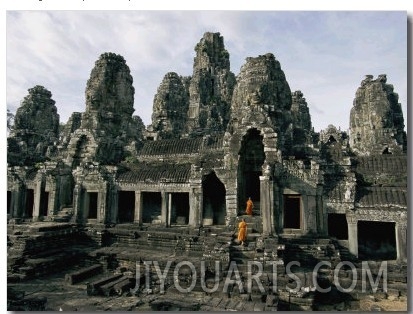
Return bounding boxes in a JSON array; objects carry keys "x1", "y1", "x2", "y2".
[
  {"x1": 7, "y1": 219, "x2": 407, "y2": 311},
  {"x1": 7, "y1": 222, "x2": 96, "y2": 282},
  {"x1": 334, "y1": 239, "x2": 358, "y2": 262},
  {"x1": 50, "y1": 207, "x2": 73, "y2": 222}
]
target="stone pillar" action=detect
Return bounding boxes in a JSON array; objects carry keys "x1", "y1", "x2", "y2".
[
  {"x1": 109, "y1": 187, "x2": 118, "y2": 224},
  {"x1": 161, "y1": 191, "x2": 168, "y2": 226},
  {"x1": 32, "y1": 179, "x2": 44, "y2": 221},
  {"x1": 12, "y1": 184, "x2": 24, "y2": 218},
  {"x1": 167, "y1": 193, "x2": 173, "y2": 226},
  {"x1": 260, "y1": 175, "x2": 274, "y2": 236},
  {"x1": 225, "y1": 192, "x2": 238, "y2": 224},
  {"x1": 396, "y1": 222, "x2": 407, "y2": 262},
  {"x1": 134, "y1": 191, "x2": 142, "y2": 225},
  {"x1": 47, "y1": 178, "x2": 58, "y2": 216},
  {"x1": 189, "y1": 179, "x2": 202, "y2": 227},
  {"x1": 72, "y1": 184, "x2": 83, "y2": 223},
  {"x1": 98, "y1": 185, "x2": 107, "y2": 224},
  {"x1": 273, "y1": 184, "x2": 281, "y2": 234},
  {"x1": 316, "y1": 184, "x2": 324, "y2": 234},
  {"x1": 346, "y1": 214, "x2": 358, "y2": 257}
]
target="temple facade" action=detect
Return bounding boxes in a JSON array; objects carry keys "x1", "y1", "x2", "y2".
[{"x1": 7, "y1": 32, "x2": 407, "y2": 263}]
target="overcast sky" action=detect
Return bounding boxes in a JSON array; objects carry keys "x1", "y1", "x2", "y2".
[{"x1": 6, "y1": 10, "x2": 408, "y2": 132}]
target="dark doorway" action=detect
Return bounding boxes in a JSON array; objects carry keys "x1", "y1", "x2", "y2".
[
  {"x1": 171, "y1": 193, "x2": 190, "y2": 225},
  {"x1": 25, "y1": 189, "x2": 34, "y2": 218},
  {"x1": 40, "y1": 190, "x2": 49, "y2": 217},
  {"x1": 358, "y1": 221, "x2": 397, "y2": 260},
  {"x1": 203, "y1": 172, "x2": 226, "y2": 225},
  {"x1": 7, "y1": 191, "x2": 12, "y2": 215},
  {"x1": 87, "y1": 192, "x2": 98, "y2": 219},
  {"x1": 238, "y1": 128, "x2": 265, "y2": 205},
  {"x1": 283, "y1": 195, "x2": 301, "y2": 229},
  {"x1": 118, "y1": 191, "x2": 135, "y2": 223},
  {"x1": 142, "y1": 192, "x2": 162, "y2": 223},
  {"x1": 328, "y1": 213, "x2": 348, "y2": 240},
  {"x1": 245, "y1": 171, "x2": 261, "y2": 201}
]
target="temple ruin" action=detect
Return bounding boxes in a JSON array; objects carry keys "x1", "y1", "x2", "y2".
[{"x1": 7, "y1": 32, "x2": 407, "y2": 311}]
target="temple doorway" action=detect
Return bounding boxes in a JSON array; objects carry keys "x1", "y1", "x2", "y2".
[
  {"x1": 358, "y1": 221, "x2": 397, "y2": 260},
  {"x1": 86, "y1": 192, "x2": 98, "y2": 219},
  {"x1": 40, "y1": 190, "x2": 49, "y2": 217},
  {"x1": 203, "y1": 172, "x2": 226, "y2": 225},
  {"x1": 170, "y1": 193, "x2": 190, "y2": 225},
  {"x1": 328, "y1": 213, "x2": 348, "y2": 240},
  {"x1": 25, "y1": 189, "x2": 34, "y2": 218},
  {"x1": 238, "y1": 128, "x2": 265, "y2": 209},
  {"x1": 142, "y1": 192, "x2": 162, "y2": 224},
  {"x1": 283, "y1": 194, "x2": 301, "y2": 229},
  {"x1": 118, "y1": 191, "x2": 135, "y2": 223}
]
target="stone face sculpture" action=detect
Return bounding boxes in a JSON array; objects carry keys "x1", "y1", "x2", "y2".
[
  {"x1": 349, "y1": 75, "x2": 406, "y2": 155},
  {"x1": 290, "y1": 90, "x2": 313, "y2": 150},
  {"x1": 83, "y1": 52, "x2": 135, "y2": 135},
  {"x1": 229, "y1": 53, "x2": 293, "y2": 151},
  {"x1": 150, "y1": 72, "x2": 189, "y2": 139},
  {"x1": 186, "y1": 32, "x2": 236, "y2": 136},
  {"x1": 8, "y1": 85, "x2": 59, "y2": 165},
  {"x1": 64, "y1": 52, "x2": 143, "y2": 165}
]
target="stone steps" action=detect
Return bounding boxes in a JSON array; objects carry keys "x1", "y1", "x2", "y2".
[{"x1": 51, "y1": 207, "x2": 73, "y2": 222}]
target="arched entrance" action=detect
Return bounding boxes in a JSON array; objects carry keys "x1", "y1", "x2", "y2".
[
  {"x1": 202, "y1": 172, "x2": 226, "y2": 225},
  {"x1": 238, "y1": 128, "x2": 265, "y2": 212}
]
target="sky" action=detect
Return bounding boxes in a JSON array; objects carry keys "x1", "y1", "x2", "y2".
[{"x1": 5, "y1": 9, "x2": 408, "y2": 132}]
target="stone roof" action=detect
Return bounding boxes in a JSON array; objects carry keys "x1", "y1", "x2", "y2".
[
  {"x1": 356, "y1": 186, "x2": 407, "y2": 208},
  {"x1": 117, "y1": 163, "x2": 191, "y2": 184},
  {"x1": 355, "y1": 155, "x2": 407, "y2": 175},
  {"x1": 139, "y1": 136, "x2": 224, "y2": 156}
]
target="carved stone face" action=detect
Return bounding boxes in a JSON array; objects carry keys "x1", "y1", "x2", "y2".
[{"x1": 251, "y1": 90, "x2": 261, "y2": 104}]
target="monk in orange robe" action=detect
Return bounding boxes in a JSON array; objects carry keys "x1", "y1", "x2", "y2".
[
  {"x1": 237, "y1": 218, "x2": 247, "y2": 246},
  {"x1": 245, "y1": 197, "x2": 253, "y2": 216}
]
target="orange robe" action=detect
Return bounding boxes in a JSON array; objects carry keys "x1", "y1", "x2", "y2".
[
  {"x1": 245, "y1": 199, "x2": 253, "y2": 215},
  {"x1": 238, "y1": 221, "x2": 247, "y2": 242}
]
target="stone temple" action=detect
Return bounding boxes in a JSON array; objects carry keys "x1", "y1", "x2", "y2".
[{"x1": 7, "y1": 32, "x2": 407, "y2": 311}]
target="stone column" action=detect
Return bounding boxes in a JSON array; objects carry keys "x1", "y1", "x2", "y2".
[
  {"x1": 189, "y1": 179, "x2": 202, "y2": 227},
  {"x1": 161, "y1": 191, "x2": 168, "y2": 226},
  {"x1": 167, "y1": 193, "x2": 173, "y2": 226},
  {"x1": 32, "y1": 179, "x2": 44, "y2": 221},
  {"x1": 221, "y1": 165, "x2": 238, "y2": 225},
  {"x1": 47, "y1": 179, "x2": 57, "y2": 216},
  {"x1": 315, "y1": 184, "x2": 324, "y2": 235},
  {"x1": 260, "y1": 175, "x2": 273, "y2": 236},
  {"x1": 72, "y1": 184, "x2": 83, "y2": 223},
  {"x1": 272, "y1": 184, "x2": 281, "y2": 234},
  {"x1": 134, "y1": 191, "x2": 142, "y2": 225},
  {"x1": 12, "y1": 184, "x2": 24, "y2": 219},
  {"x1": 346, "y1": 214, "x2": 358, "y2": 257},
  {"x1": 395, "y1": 222, "x2": 407, "y2": 262},
  {"x1": 225, "y1": 192, "x2": 238, "y2": 223},
  {"x1": 109, "y1": 187, "x2": 118, "y2": 224},
  {"x1": 98, "y1": 185, "x2": 107, "y2": 224}
]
